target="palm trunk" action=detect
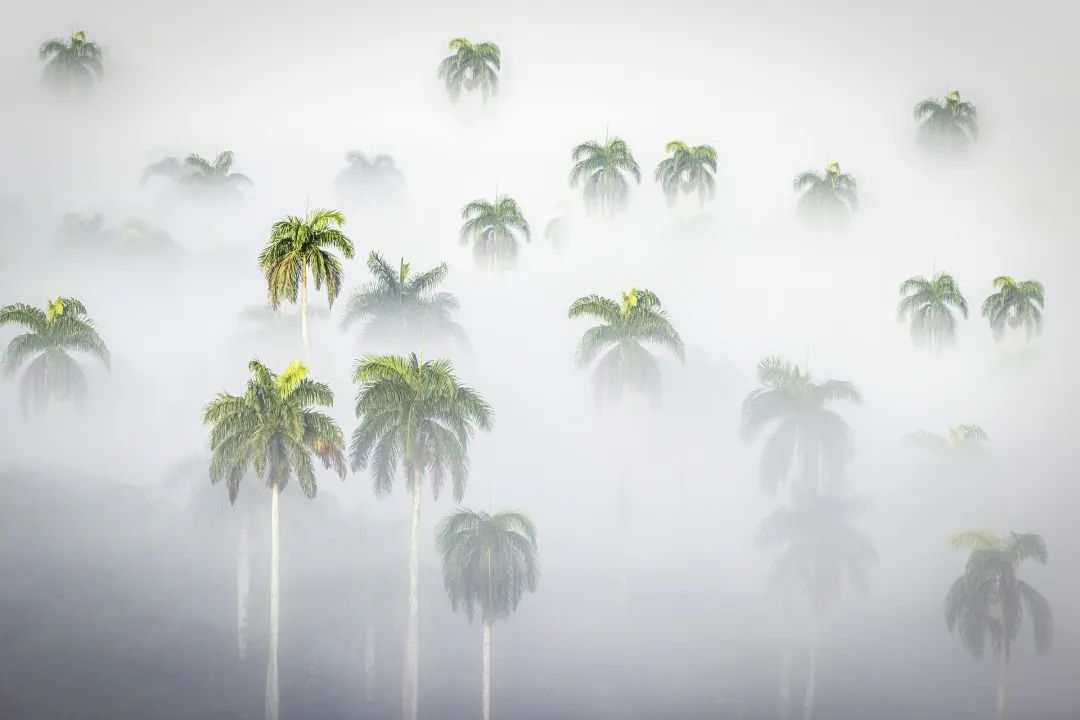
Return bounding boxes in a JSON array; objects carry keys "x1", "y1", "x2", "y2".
[
  {"x1": 266, "y1": 485, "x2": 280, "y2": 720},
  {"x1": 800, "y1": 622, "x2": 818, "y2": 720},
  {"x1": 403, "y1": 477, "x2": 422, "y2": 720},
  {"x1": 300, "y1": 262, "x2": 310, "y2": 361},
  {"x1": 482, "y1": 621, "x2": 492, "y2": 720},
  {"x1": 779, "y1": 644, "x2": 792, "y2": 720},
  {"x1": 237, "y1": 506, "x2": 251, "y2": 660},
  {"x1": 997, "y1": 651, "x2": 1007, "y2": 720}
]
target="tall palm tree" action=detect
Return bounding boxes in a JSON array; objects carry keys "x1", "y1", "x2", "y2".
[
  {"x1": 336, "y1": 151, "x2": 405, "y2": 198},
  {"x1": 654, "y1": 141, "x2": 718, "y2": 205},
  {"x1": 741, "y1": 356, "x2": 862, "y2": 495},
  {"x1": 569, "y1": 137, "x2": 641, "y2": 217},
  {"x1": 437, "y1": 38, "x2": 501, "y2": 102},
  {"x1": 758, "y1": 490, "x2": 875, "y2": 720},
  {"x1": 436, "y1": 509, "x2": 539, "y2": 720},
  {"x1": 0, "y1": 297, "x2": 110, "y2": 415},
  {"x1": 203, "y1": 360, "x2": 346, "y2": 720},
  {"x1": 897, "y1": 271, "x2": 969, "y2": 351},
  {"x1": 350, "y1": 354, "x2": 493, "y2": 720},
  {"x1": 981, "y1": 276, "x2": 1045, "y2": 342},
  {"x1": 38, "y1": 30, "x2": 103, "y2": 90},
  {"x1": 142, "y1": 151, "x2": 252, "y2": 192},
  {"x1": 946, "y1": 530, "x2": 1053, "y2": 720},
  {"x1": 914, "y1": 91, "x2": 979, "y2": 149},
  {"x1": 340, "y1": 252, "x2": 467, "y2": 349},
  {"x1": 257, "y1": 208, "x2": 355, "y2": 357},
  {"x1": 905, "y1": 424, "x2": 988, "y2": 455},
  {"x1": 460, "y1": 195, "x2": 531, "y2": 269},
  {"x1": 793, "y1": 163, "x2": 858, "y2": 222},
  {"x1": 568, "y1": 288, "x2": 685, "y2": 407}
]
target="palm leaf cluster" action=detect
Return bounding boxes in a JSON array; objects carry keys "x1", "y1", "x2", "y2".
[
  {"x1": 202, "y1": 360, "x2": 346, "y2": 502},
  {"x1": 39, "y1": 31, "x2": 103, "y2": 89},
  {"x1": 0, "y1": 297, "x2": 110, "y2": 415},
  {"x1": 914, "y1": 91, "x2": 979, "y2": 149},
  {"x1": 897, "y1": 271, "x2": 969, "y2": 350},
  {"x1": 569, "y1": 138, "x2": 642, "y2": 217},
  {"x1": 437, "y1": 38, "x2": 501, "y2": 103},
  {"x1": 654, "y1": 141, "x2": 718, "y2": 205},
  {"x1": 981, "y1": 276, "x2": 1045, "y2": 342},
  {"x1": 258, "y1": 209, "x2": 355, "y2": 310},
  {"x1": 793, "y1": 162, "x2": 858, "y2": 221},
  {"x1": 142, "y1": 151, "x2": 252, "y2": 191},
  {"x1": 336, "y1": 151, "x2": 404, "y2": 198},
  {"x1": 460, "y1": 196, "x2": 531, "y2": 269},
  {"x1": 568, "y1": 288, "x2": 684, "y2": 406},
  {"x1": 905, "y1": 424, "x2": 989, "y2": 456}
]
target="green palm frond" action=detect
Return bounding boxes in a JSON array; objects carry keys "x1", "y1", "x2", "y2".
[
  {"x1": 437, "y1": 38, "x2": 501, "y2": 103},
  {"x1": 460, "y1": 196, "x2": 531, "y2": 270},
  {"x1": 258, "y1": 208, "x2": 355, "y2": 310},
  {"x1": 39, "y1": 30, "x2": 104, "y2": 89},
  {"x1": 915, "y1": 91, "x2": 979, "y2": 148},
  {"x1": 569, "y1": 137, "x2": 641, "y2": 217},
  {"x1": 654, "y1": 140, "x2": 718, "y2": 205},
  {"x1": 793, "y1": 164, "x2": 858, "y2": 222}
]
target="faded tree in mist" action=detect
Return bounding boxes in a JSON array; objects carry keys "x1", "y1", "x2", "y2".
[
  {"x1": 55, "y1": 214, "x2": 180, "y2": 257},
  {"x1": 896, "y1": 271, "x2": 969, "y2": 351},
  {"x1": 340, "y1": 252, "x2": 467, "y2": 350},
  {"x1": 904, "y1": 423, "x2": 988, "y2": 456},
  {"x1": 568, "y1": 288, "x2": 685, "y2": 407},
  {"x1": 793, "y1": 162, "x2": 857, "y2": 224},
  {"x1": 654, "y1": 141, "x2": 718, "y2": 205},
  {"x1": 0, "y1": 297, "x2": 110, "y2": 415},
  {"x1": 758, "y1": 490, "x2": 875, "y2": 720},
  {"x1": 981, "y1": 276, "x2": 1045, "y2": 342},
  {"x1": 349, "y1": 354, "x2": 493, "y2": 720},
  {"x1": 914, "y1": 91, "x2": 979, "y2": 150},
  {"x1": 569, "y1": 137, "x2": 641, "y2": 218},
  {"x1": 460, "y1": 195, "x2": 531, "y2": 269},
  {"x1": 437, "y1": 508, "x2": 540, "y2": 720},
  {"x1": 258, "y1": 208, "x2": 355, "y2": 358},
  {"x1": 38, "y1": 31, "x2": 103, "y2": 91},
  {"x1": 741, "y1": 356, "x2": 862, "y2": 495},
  {"x1": 142, "y1": 151, "x2": 252, "y2": 197},
  {"x1": 946, "y1": 530, "x2": 1053, "y2": 720},
  {"x1": 336, "y1": 151, "x2": 404, "y2": 200},
  {"x1": 437, "y1": 38, "x2": 501, "y2": 103},
  {"x1": 203, "y1": 360, "x2": 346, "y2": 720}
]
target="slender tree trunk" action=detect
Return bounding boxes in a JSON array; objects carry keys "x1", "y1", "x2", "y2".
[
  {"x1": 482, "y1": 621, "x2": 492, "y2": 720},
  {"x1": 997, "y1": 651, "x2": 1007, "y2": 720},
  {"x1": 801, "y1": 622, "x2": 818, "y2": 720},
  {"x1": 300, "y1": 262, "x2": 310, "y2": 362},
  {"x1": 364, "y1": 599, "x2": 376, "y2": 705},
  {"x1": 403, "y1": 477, "x2": 422, "y2": 720},
  {"x1": 266, "y1": 485, "x2": 280, "y2": 720},
  {"x1": 237, "y1": 506, "x2": 251, "y2": 660},
  {"x1": 779, "y1": 645, "x2": 792, "y2": 720}
]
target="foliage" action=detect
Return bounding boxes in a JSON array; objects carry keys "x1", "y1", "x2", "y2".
[
  {"x1": 39, "y1": 31, "x2": 103, "y2": 90},
  {"x1": 897, "y1": 271, "x2": 969, "y2": 350},
  {"x1": 460, "y1": 196, "x2": 531, "y2": 269},
  {"x1": 741, "y1": 356, "x2": 862, "y2": 494},
  {"x1": 436, "y1": 508, "x2": 540, "y2": 624},
  {"x1": 0, "y1": 297, "x2": 110, "y2": 414},
  {"x1": 202, "y1": 360, "x2": 346, "y2": 502},
  {"x1": 142, "y1": 151, "x2": 252, "y2": 193},
  {"x1": 349, "y1": 354, "x2": 493, "y2": 500},
  {"x1": 654, "y1": 141, "x2": 717, "y2": 205},
  {"x1": 55, "y1": 214, "x2": 180, "y2": 256},
  {"x1": 437, "y1": 38, "x2": 501, "y2": 103},
  {"x1": 981, "y1": 276, "x2": 1045, "y2": 342},
  {"x1": 336, "y1": 151, "x2": 404, "y2": 198},
  {"x1": 569, "y1": 137, "x2": 641, "y2": 217},
  {"x1": 914, "y1": 91, "x2": 979, "y2": 149},
  {"x1": 257, "y1": 209, "x2": 355, "y2": 310},
  {"x1": 905, "y1": 424, "x2": 988, "y2": 455},
  {"x1": 568, "y1": 288, "x2": 684, "y2": 407},
  {"x1": 793, "y1": 162, "x2": 858, "y2": 222}
]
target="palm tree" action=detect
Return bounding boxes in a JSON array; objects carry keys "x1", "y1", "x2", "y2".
[
  {"x1": 0, "y1": 297, "x2": 110, "y2": 415},
  {"x1": 336, "y1": 151, "x2": 405, "y2": 198},
  {"x1": 981, "y1": 276, "x2": 1045, "y2": 342},
  {"x1": 654, "y1": 141, "x2": 718, "y2": 205},
  {"x1": 38, "y1": 31, "x2": 103, "y2": 90},
  {"x1": 946, "y1": 530, "x2": 1053, "y2": 720},
  {"x1": 257, "y1": 208, "x2": 355, "y2": 357},
  {"x1": 897, "y1": 271, "x2": 969, "y2": 351},
  {"x1": 349, "y1": 354, "x2": 493, "y2": 720},
  {"x1": 568, "y1": 288, "x2": 685, "y2": 407},
  {"x1": 55, "y1": 213, "x2": 106, "y2": 245},
  {"x1": 203, "y1": 360, "x2": 346, "y2": 720},
  {"x1": 793, "y1": 163, "x2": 858, "y2": 222},
  {"x1": 905, "y1": 424, "x2": 988, "y2": 455},
  {"x1": 758, "y1": 490, "x2": 875, "y2": 720},
  {"x1": 142, "y1": 151, "x2": 252, "y2": 193},
  {"x1": 741, "y1": 356, "x2": 862, "y2": 495},
  {"x1": 436, "y1": 508, "x2": 540, "y2": 720},
  {"x1": 460, "y1": 195, "x2": 531, "y2": 269},
  {"x1": 340, "y1": 252, "x2": 467, "y2": 349},
  {"x1": 914, "y1": 90, "x2": 979, "y2": 149},
  {"x1": 437, "y1": 38, "x2": 501, "y2": 102},
  {"x1": 569, "y1": 137, "x2": 641, "y2": 217}
]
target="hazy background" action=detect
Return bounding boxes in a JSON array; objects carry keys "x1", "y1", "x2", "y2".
[{"x1": 1, "y1": 0, "x2": 1078, "y2": 718}]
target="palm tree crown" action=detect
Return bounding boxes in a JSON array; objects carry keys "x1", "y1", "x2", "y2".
[
  {"x1": 258, "y1": 208, "x2": 355, "y2": 311},
  {"x1": 460, "y1": 195, "x2": 531, "y2": 269},
  {"x1": 142, "y1": 151, "x2": 252, "y2": 191},
  {"x1": 905, "y1": 424, "x2": 989, "y2": 455},
  {"x1": 568, "y1": 288, "x2": 684, "y2": 407},
  {"x1": 437, "y1": 38, "x2": 501, "y2": 102},
  {"x1": 897, "y1": 271, "x2": 969, "y2": 350},
  {"x1": 0, "y1": 297, "x2": 110, "y2": 414},
  {"x1": 39, "y1": 30, "x2": 103, "y2": 89},
  {"x1": 569, "y1": 137, "x2": 642, "y2": 217},
  {"x1": 741, "y1": 356, "x2": 862, "y2": 494},
  {"x1": 793, "y1": 162, "x2": 858, "y2": 220},
  {"x1": 340, "y1": 252, "x2": 467, "y2": 348},
  {"x1": 654, "y1": 141, "x2": 718, "y2": 205},
  {"x1": 202, "y1": 360, "x2": 346, "y2": 502},
  {"x1": 437, "y1": 508, "x2": 540, "y2": 624},
  {"x1": 336, "y1": 151, "x2": 404, "y2": 197},
  {"x1": 981, "y1": 276, "x2": 1045, "y2": 342},
  {"x1": 914, "y1": 90, "x2": 979, "y2": 148}
]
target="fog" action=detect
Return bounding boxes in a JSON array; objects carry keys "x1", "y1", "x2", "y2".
[{"x1": 1, "y1": 0, "x2": 1078, "y2": 718}]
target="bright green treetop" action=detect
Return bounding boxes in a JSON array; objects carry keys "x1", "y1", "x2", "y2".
[
  {"x1": 39, "y1": 31, "x2": 103, "y2": 89},
  {"x1": 897, "y1": 271, "x2": 969, "y2": 351},
  {"x1": 460, "y1": 196, "x2": 531, "y2": 269},
  {"x1": 437, "y1": 38, "x2": 501, "y2": 103},
  {"x1": 569, "y1": 137, "x2": 641, "y2": 217},
  {"x1": 981, "y1": 276, "x2": 1045, "y2": 342}
]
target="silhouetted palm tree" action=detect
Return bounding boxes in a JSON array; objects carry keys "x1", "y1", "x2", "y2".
[
  {"x1": 914, "y1": 91, "x2": 978, "y2": 149},
  {"x1": 142, "y1": 151, "x2": 252, "y2": 194},
  {"x1": 39, "y1": 31, "x2": 103, "y2": 90},
  {"x1": 946, "y1": 530, "x2": 1053, "y2": 720},
  {"x1": 437, "y1": 38, "x2": 501, "y2": 102},
  {"x1": 336, "y1": 151, "x2": 404, "y2": 199},
  {"x1": 981, "y1": 276, "x2": 1045, "y2": 342},
  {"x1": 569, "y1": 137, "x2": 641, "y2": 217},
  {"x1": 654, "y1": 141, "x2": 717, "y2": 205},
  {"x1": 0, "y1": 297, "x2": 110, "y2": 415},
  {"x1": 460, "y1": 195, "x2": 531, "y2": 269},
  {"x1": 793, "y1": 163, "x2": 857, "y2": 222},
  {"x1": 437, "y1": 508, "x2": 539, "y2": 720},
  {"x1": 897, "y1": 271, "x2": 969, "y2": 351}
]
